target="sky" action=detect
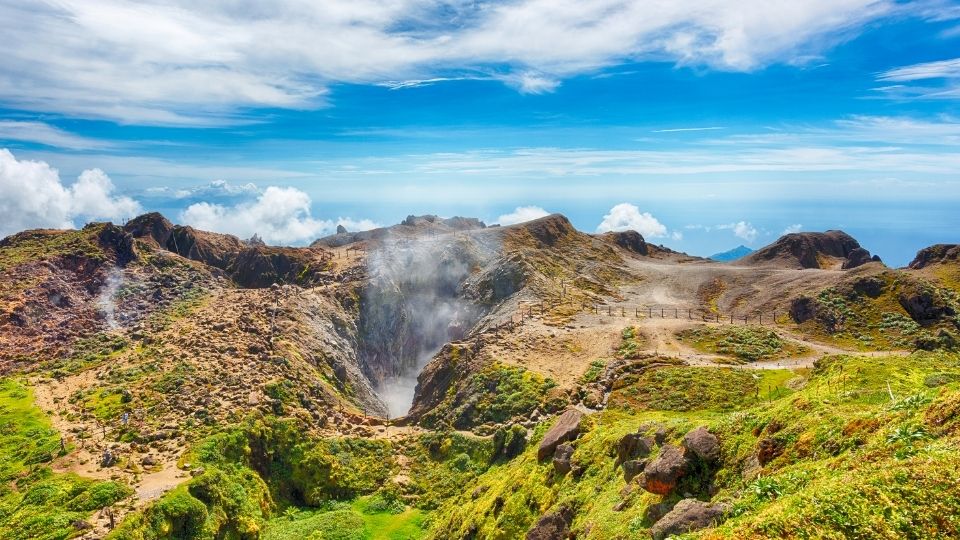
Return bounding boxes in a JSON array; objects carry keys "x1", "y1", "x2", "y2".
[{"x1": 1, "y1": 1, "x2": 960, "y2": 266}]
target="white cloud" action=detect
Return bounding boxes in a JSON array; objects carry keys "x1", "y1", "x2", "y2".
[
  {"x1": 0, "y1": 148, "x2": 141, "y2": 237},
  {"x1": 496, "y1": 205, "x2": 551, "y2": 225},
  {"x1": 782, "y1": 223, "x2": 803, "y2": 234},
  {"x1": 596, "y1": 203, "x2": 668, "y2": 238},
  {"x1": 145, "y1": 179, "x2": 260, "y2": 200},
  {"x1": 0, "y1": 121, "x2": 112, "y2": 150},
  {"x1": 179, "y1": 186, "x2": 375, "y2": 245},
  {"x1": 877, "y1": 57, "x2": 960, "y2": 81},
  {"x1": 0, "y1": 0, "x2": 894, "y2": 124},
  {"x1": 671, "y1": 230, "x2": 684, "y2": 241},
  {"x1": 718, "y1": 221, "x2": 759, "y2": 243}
]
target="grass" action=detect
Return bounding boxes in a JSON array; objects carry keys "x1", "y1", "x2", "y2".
[
  {"x1": 262, "y1": 498, "x2": 426, "y2": 540},
  {"x1": 0, "y1": 225, "x2": 108, "y2": 272},
  {"x1": 608, "y1": 366, "x2": 795, "y2": 412},
  {"x1": 0, "y1": 378, "x2": 132, "y2": 540},
  {"x1": 677, "y1": 325, "x2": 809, "y2": 362}
]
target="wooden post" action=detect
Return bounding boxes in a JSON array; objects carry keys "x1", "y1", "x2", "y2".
[
  {"x1": 730, "y1": 314, "x2": 734, "y2": 324},
  {"x1": 608, "y1": 306, "x2": 612, "y2": 316},
  {"x1": 675, "y1": 308, "x2": 678, "y2": 318},
  {"x1": 661, "y1": 307, "x2": 665, "y2": 318},
  {"x1": 622, "y1": 307, "x2": 625, "y2": 316}
]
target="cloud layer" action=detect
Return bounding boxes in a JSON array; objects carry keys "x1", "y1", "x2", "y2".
[
  {"x1": 0, "y1": 0, "x2": 894, "y2": 124},
  {"x1": 0, "y1": 149, "x2": 140, "y2": 237}
]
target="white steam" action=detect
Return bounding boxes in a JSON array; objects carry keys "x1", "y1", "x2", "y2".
[
  {"x1": 363, "y1": 229, "x2": 494, "y2": 418},
  {"x1": 97, "y1": 267, "x2": 124, "y2": 330}
]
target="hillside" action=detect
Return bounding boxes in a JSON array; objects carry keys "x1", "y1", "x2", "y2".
[
  {"x1": 736, "y1": 231, "x2": 881, "y2": 270},
  {"x1": 0, "y1": 215, "x2": 959, "y2": 539}
]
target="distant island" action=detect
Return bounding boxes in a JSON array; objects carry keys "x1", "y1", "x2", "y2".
[{"x1": 709, "y1": 245, "x2": 754, "y2": 261}]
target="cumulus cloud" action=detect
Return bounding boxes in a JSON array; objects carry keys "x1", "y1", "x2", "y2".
[
  {"x1": 718, "y1": 221, "x2": 759, "y2": 243},
  {"x1": 0, "y1": 0, "x2": 895, "y2": 124},
  {"x1": 496, "y1": 205, "x2": 551, "y2": 225},
  {"x1": 180, "y1": 186, "x2": 376, "y2": 245},
  {"x1": 596, "y1": 203, "x2": 669, "y2": 238},
  {"x1": 782, "y1": 223, "x2": 803, "y2": 234},
  {"x1": 0, "y1": 148, "x2": 141, "y2": 237}
]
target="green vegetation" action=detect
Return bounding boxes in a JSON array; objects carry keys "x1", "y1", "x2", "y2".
[
  {"x1": 677, "y1": 325, "x2": 808, "y2": 362},
  {"x1": 421, "y1": 360, "x2": 563, "y2": 429},
  {"x1": 0, "y1": 225, "x2": 109, "y2": 271},
  {"x1": 615, "y1": 326, "x2": 645, "y2": 359},
  {"x1": 424, "y1": 352, "x2": 960, "y2": 539},
  {"x1": 795, "y1": 274, "x2": 960, "y2": 350},
  {"x1": 608, "y1": 366, "x2": 794, "y2": 412},
  {"x1": 0, "y1": 378, "x2": 132, "y2": 540}
]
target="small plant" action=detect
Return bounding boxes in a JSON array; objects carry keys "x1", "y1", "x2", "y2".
[
  {"x1": 749, "y1": 475, "x2": 783, "y2": 501},
  {"x1": 886, "y1": 424, "x2": 928, "y2": 445}
]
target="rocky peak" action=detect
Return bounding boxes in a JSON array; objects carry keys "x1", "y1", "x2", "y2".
[
  {"x1": 909, "y1": 244, "x2": 960, "y2": 269},
  {"x1": 737, "y1": 230, "x2": 880, "y2": 270}
]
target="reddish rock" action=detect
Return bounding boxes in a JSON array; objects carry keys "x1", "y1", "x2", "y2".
[{"x1": 640, "y1": 444, "x2": 687, "y2": 495}]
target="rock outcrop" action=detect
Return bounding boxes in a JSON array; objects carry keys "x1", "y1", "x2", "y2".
[
  {"x1": 737, "y1": 230, "x2": 879, "y2": 270},
  {"x1": 909, "y1": 244, "x2": 960, "y2": 269},
  {"x1": 538, "y1": 409, "x2": 584, "y2": 460},
  {"x1": 650, "y1": 499, "x2": 728, "y2": 540}
]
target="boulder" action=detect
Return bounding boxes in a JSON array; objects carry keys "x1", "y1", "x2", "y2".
[
  {"x1": 650, "y1": 499, "x2": 728, "y2": 540},
  {"x1": 526, "y1": 506, "x2": 574, "y2": 540},
  {"x1": 841, "y1": 247, "x2": 875, "y2": 269},
  {"x1": 616, "y1": 433, "x2": 655, "y2": 465},
  {"x1": 538, "y1": 409, "x2": 584, "y2": 461},
  {"x1": 622, "y1": 459, "x2": 646, "y2": 483},
  {"x1": 640, "y1": 445, "x2": 687, "y2": 495},
  {"x1": 681, "y1": 427, "x2": 720, "y2": 464},
  {"x1": 553, "y1": 443, "x2": 575, "y2": 475}
]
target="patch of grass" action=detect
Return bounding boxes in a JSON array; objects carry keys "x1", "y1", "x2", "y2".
[
  {"x1": 467, "y1": 363, "x2": 559, "y2": 425},
  {"x1": 608, "y1": 366, "x2": 794, "y2": 412},
  {"x1": 678, "y1": 325, "x2": 808, "y2": 362},
  {"x1": 616, "y1": 326, "x2": 645, "y2": 359}
]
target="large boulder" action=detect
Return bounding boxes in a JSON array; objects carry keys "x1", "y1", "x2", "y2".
[
  {"x1": 639, "y1": 444, "x2": 687, "y2": 495},
  {"x1": 526, "y1": 506, "x2": 574, "y2": 540},
  {"x1": 538, "y1": 409, "x2": 584, "y2": 461},
  {"x1": 616, "y1": 433, "x2": 655, "y2": 465},
  {"x1": 650, "y1": 499, "x2": 728, "y2": 540},
  {"x1": 682, "y1": 427, "x2": 721, "y2": 464}
]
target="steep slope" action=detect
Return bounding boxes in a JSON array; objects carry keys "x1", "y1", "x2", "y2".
[
  {"x1": 736, "y1": 231, "x2": 880, "y2": 270},
  {"x1": 908, "y1": 244, "x2": 960, "y2": 289}
]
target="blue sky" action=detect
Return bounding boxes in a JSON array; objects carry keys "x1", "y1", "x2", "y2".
[{"x1": 1, "y1": 1, "x2": 960, "y2": 265}]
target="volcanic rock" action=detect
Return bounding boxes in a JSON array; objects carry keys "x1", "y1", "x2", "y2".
[
  {"x1": 537, "y1": 409, "x2": 584, "y2": 460},
  {"x1": 553, "y1": 443, "x2": 575, "y2": 475},
  {"x1": 650, "y1": 499, "x2": 728, "y2": 540},
  {"x1": 526, "y1": 506, "x2": 574, "y2": 540},
  {"x1": 616, "y1": 433, "x2": 655, "y2": 465},
  {"x1": 738, "y1": 230, "x2": 875, "y2": 270},
  {"x1": 682, "y1": 426, "x2": 721, "y2": 464},
  {"x1": 640, "y1": 444, "x2": 687, "y2": 495}
]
